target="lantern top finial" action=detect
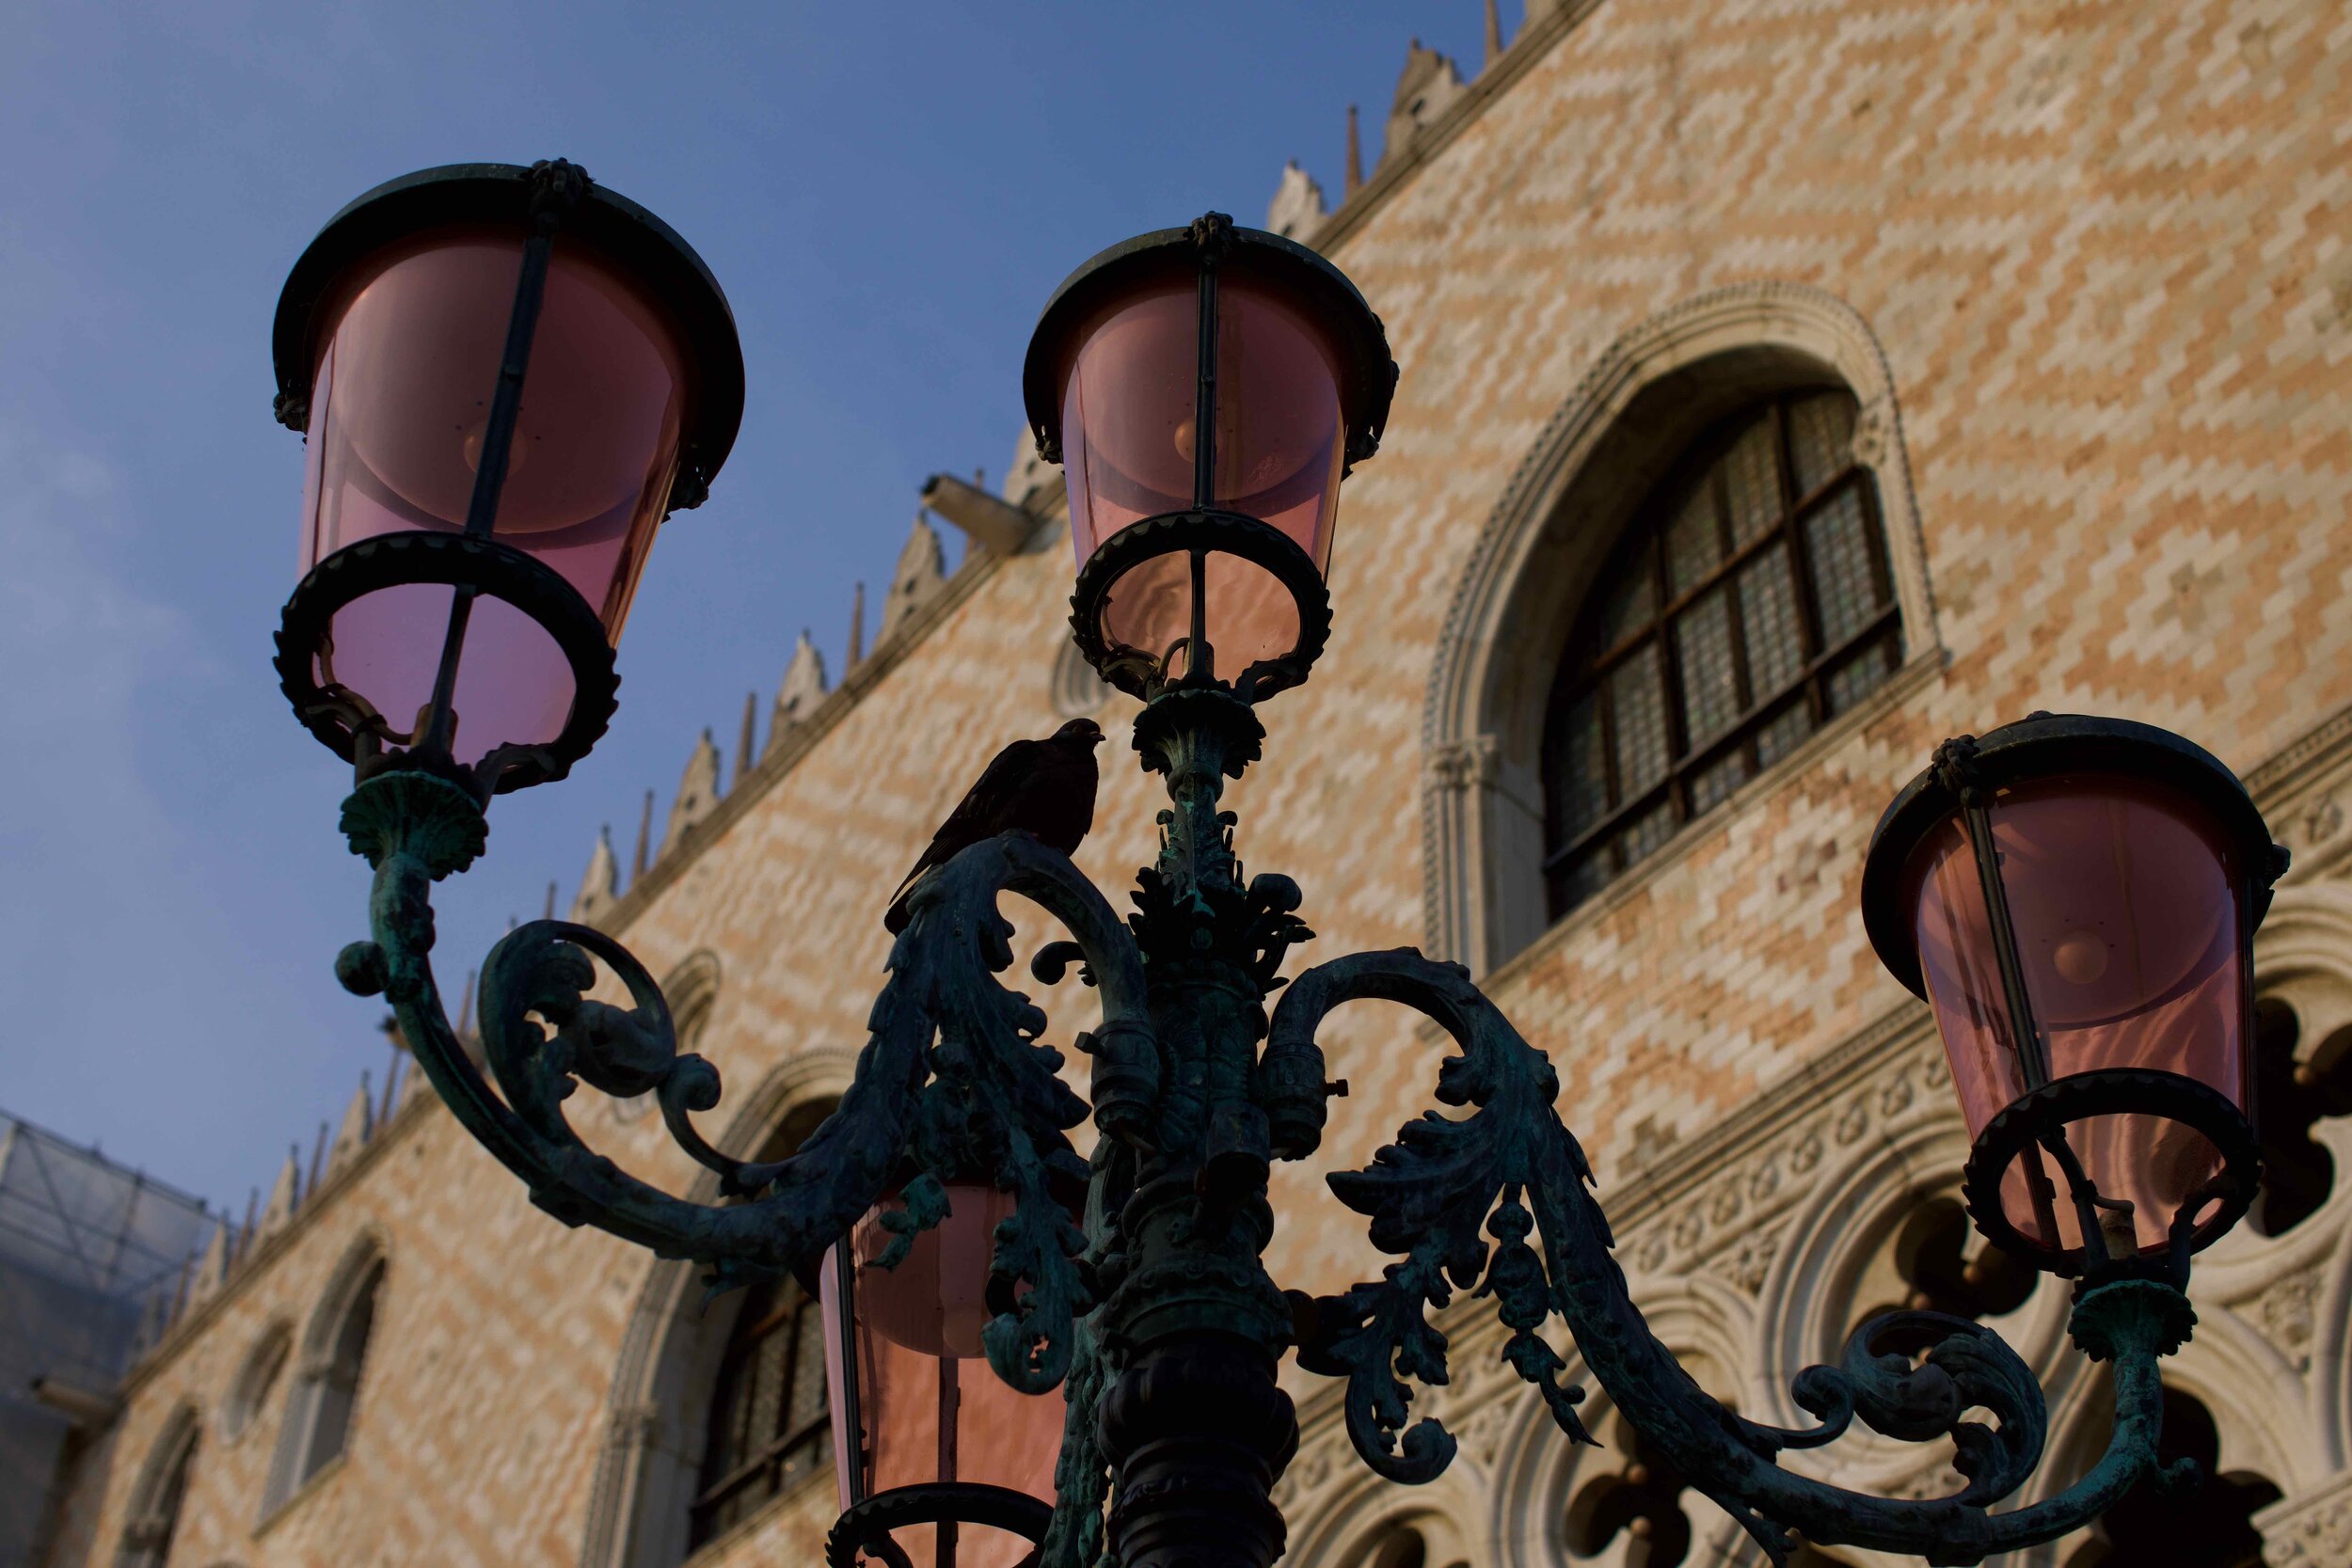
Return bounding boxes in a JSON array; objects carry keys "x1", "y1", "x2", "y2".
[
  {"x1": 1862, "y1": 711, "x2": 2284, "y2": 999},
  {"x1": 1021, "y1": 216, "x2": 1395, "y2": 470},
  {"x1": 271, "y1": 160, "x2": 747, "y2": 500}
]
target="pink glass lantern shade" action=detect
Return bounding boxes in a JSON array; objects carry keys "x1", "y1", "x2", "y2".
[
  {"x1": 1025, "y1": 216, "x2": 1394, "y2": 703},
  {"x1": 821, "y1": 1186, "x2": 1062, "y2": 1568},
  {"x1": 1863, "y1": 716, "x2": 2284, "y2": 1275},
  {"x1": 272, "y1": 163, "x2": 742, "y2": 790}
]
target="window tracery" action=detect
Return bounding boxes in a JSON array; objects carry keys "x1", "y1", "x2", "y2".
[
  {"x1": 1839, "y1": 1197, "x2": 2035, "y2": 1357},
  {"x1": 1541, "y1": 390, "x2": 1899, "y2": 917},
  {"x1": 2062, "y1": 1385, "x2": 2279, "y2": 1568},
  {"x1": 2249, "y1": 997, "x2": 2352, "y2": 1237}
]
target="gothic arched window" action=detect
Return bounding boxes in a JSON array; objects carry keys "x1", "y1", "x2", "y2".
[
  {"x1": 117, "y1": 1407, "x2": 199, "y2": 1568},
  {"x1": 262, "y1": 1250, "x2": 382, "y2": 1516},
  {"x1": 687, "y1": 1273, "x2": 831, "y2": 1547},
  {"x1": 1542, "y1": 389, "x2": 1899, "y2": 917},
  {"x1": 683, "y1": 1101, "x2": 836, "y2": 1549}
]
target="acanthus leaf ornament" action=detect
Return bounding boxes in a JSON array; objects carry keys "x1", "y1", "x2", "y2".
[
  {"x1": 337, "y1": 765, "x2": 1150, "y2": 1395},
  {"x1": 1278, "y1": 946, "x2": 2196, "y2": 1567}
]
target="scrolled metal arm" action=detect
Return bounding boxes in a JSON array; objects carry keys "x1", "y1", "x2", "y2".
[
  {"x1": 333, "y1": 767, "x2": 1151, "y2": 1393},
  {"x1": 1274, "y1": 946, "x2": 2195, "y2": 1567}
]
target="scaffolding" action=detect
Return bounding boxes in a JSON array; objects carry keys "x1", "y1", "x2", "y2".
[{"x1": 0, "y1": 1111, "x2": 218, "y2": 1568}]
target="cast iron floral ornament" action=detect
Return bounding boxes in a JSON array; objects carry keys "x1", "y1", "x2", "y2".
[{"x1": 278, "y1": 168, "x2": 2284, "y2": 1568}]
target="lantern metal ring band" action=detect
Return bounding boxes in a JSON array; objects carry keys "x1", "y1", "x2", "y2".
[
  {"x1": 1068, "y1": 509, "x2": 1332, "y2": 703},
  {"x1": 824, "y1": 1484, "x2": 1054, "y2": 1568},
  {"x1": 274, "y1": 530, "x2": 620, "y2": 798},
  {"x1": 1961, "y1": 1066, "x2": 2263, "y2": 1280}
]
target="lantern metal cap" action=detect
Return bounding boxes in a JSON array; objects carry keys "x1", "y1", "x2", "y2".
[
  {"x1": 270, "y1": 160, "x2": 746, "y2": 508},
  {"x1": 1861, "y1": 712, "x2": 2285, "y2": 999},
  {"x1": 1020, "y1": 214, "x2": 1397, "y2": 471}
]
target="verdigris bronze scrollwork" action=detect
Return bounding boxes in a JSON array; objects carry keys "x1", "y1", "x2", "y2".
[
  {"x1": 1277, "y1": 946, "x2": 2195, "y2": 1567},
  {"x1": 331, "y1": 765, "x2": 1152, "y2": 1393}
]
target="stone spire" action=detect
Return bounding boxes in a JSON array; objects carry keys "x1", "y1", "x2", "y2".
[
  {"x1": 258, "y1": 1147, "x2": 302, "y2": 1234},
  {"x1": 1345, "y1": 104, "x2": 1364, "y2": 198},
  {"x1": 736, "y1": 691, "x2": 756, "y2": 786},
  {"x1": 662, "y1": 729, "x2": 723, "y2": 856},
  {"x1": 632, "y1": 788, "x2": 654, "y2": 881},
  {"x1": 1485, "y1": 0, "x2": 1505, "y2": 66},
  {"x1": 571, "y1": 825, "x2": 618, "y2": 922},
  {"x1": 186, "y1": 1220, "x2": 231, "y2": 1307},
  {"x1": 327, "y1": 1076, "x2": 373, "y2": 1178},
  {"x1": 878, "y1": 515, "x2": 947, "y2": 645},
  {"x1": 1266, "y1": 160, "x2": 1328, "y2": 243},
  {"x1": 770, "y1": 630, "x2": 830, "y2": 751},
  {"x1": 848, "y1": 581, "x2": 866, "y2": 668}
]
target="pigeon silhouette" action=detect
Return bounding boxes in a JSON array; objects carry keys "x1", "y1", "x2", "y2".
[{"x1": 883, "y1": 718, "x2": 1106, "y2": 935}]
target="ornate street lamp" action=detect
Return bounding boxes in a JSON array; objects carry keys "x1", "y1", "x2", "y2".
[
  {"x1": 1862, "y1": 716, "x2": 2282, "y2": 1283},
  {"x1": 1026, "y1": 212, "x2": 1395, "y2": 705},
  {"x1": 271, "y1": 159, "x2": 743, "y2": 799},
  {"x1": 281, "y1": 194, "x2": 2289, "y2": 1568}
]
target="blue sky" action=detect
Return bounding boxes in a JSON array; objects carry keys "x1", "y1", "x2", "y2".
[{"x1": 0, "y1": 2, "x2": 1520, "y2": 1214}]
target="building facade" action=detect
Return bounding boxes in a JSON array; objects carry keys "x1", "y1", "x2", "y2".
[{"x1": 36, "y1": 1, "x2": 2352, "y2": 1564}]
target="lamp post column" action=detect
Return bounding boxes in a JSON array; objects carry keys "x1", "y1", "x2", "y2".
[{"x1": 1095, "y1": 691, "x2": 1307, "y2": 1568}]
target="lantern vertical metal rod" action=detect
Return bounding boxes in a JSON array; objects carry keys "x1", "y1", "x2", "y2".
[
  {"x1": 1934, "y1": 736, "x2": 2071, "y2": 1249},
  {"x1": 1184, "y1": 232, "x2": 1221, "y2": 687},
  {"x1": 418, "y1": 162, "x2": 582, "y2": 763},
  {"x1": 832, "y1": 1235, "x2": 866, "y2": 1516}
]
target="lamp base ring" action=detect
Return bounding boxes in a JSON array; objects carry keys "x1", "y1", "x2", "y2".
[
  {"x1": 275, "y1": 531, "x2": 619, "y2": 796},
  {"x1": 824, "y1": 1483, "x2": 1054, "y2": 1568},
  {"x1": 1961, "y1": 1068, "x2": 2260, "y2": 1278},
  {"x1": 1069, "y1": 510, "x2": 1331, "y2": 704}
]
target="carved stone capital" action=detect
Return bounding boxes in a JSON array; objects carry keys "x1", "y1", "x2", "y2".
[
  {"x1": 1423, "y1": 734, "x2": 1502, "y2": 794},
  {"x1": 2260, "y1": 1475, "x2": 2352, "y2": 1567}
]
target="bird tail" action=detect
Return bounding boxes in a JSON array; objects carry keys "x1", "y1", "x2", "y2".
[{"x1": 882, "y1": 867, "x2": 926, "y2": 936}]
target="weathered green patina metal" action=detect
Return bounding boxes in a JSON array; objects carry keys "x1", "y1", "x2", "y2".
[{"x1": 328, "y1": 686, "x2": 2207, "y2": 1568}]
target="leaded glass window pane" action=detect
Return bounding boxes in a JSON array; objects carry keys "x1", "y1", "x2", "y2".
[
  {"x1": 1756, "y1": 704, "x2": 1811, "y2": 768},
  {"x1": 1737, "y1": 546, "x2": 1804, "y2": 693},
  {"x1": 1674, "y1": 587, "x2": 1740, "y2": 748},
  {"x1": 1554, "y1": 692, "x2": 1610, "y2": 840},
  {"x1": 1690, "y1": 750, "x2": 1750, "y2": 814},
  {"x1": 1540, "y1": 387, "x2": 1902, "y2": 924},
  {"x1": 1825, "y1": 638, "x2": 1899, "y2": 716},
  {"x1": 1722, "y1": 417, "x2": 1782, "y2": 546},
  {"x1": 1788, "y1": 391, "x2": 1858, "y2": 498},
  {"x1": 1597, "y1": 567, "x2": 1656, "y2": 652},
  {"x1": 1804, "y1": 487, "x2": 1884, "y2": 647},
  {"x1": 1618, "y1": 802, "x2": 1676, "y2": 869},
  {"x1": 1663, "y1": 485, "x2": 1721, "y2": 597},
  {"x1": 1608, "y1": 643, "x2": 1670, "y2": 796},
  {"x1": 691, "y1": 1278, "x2": 833, "y2": 1547}
]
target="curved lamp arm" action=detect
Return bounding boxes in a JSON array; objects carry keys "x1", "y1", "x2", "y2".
[
  {"x1": 333, "y1": 768, "x2": 1151, "y2": 1393},
  {"x1": 1270, "y1": 947, "x2": 2196, "y2": 1567}
]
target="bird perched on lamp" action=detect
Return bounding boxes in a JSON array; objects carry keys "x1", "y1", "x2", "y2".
[{"x1": 883, "y1": 718, "x2": 1106, "y2": 934}]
